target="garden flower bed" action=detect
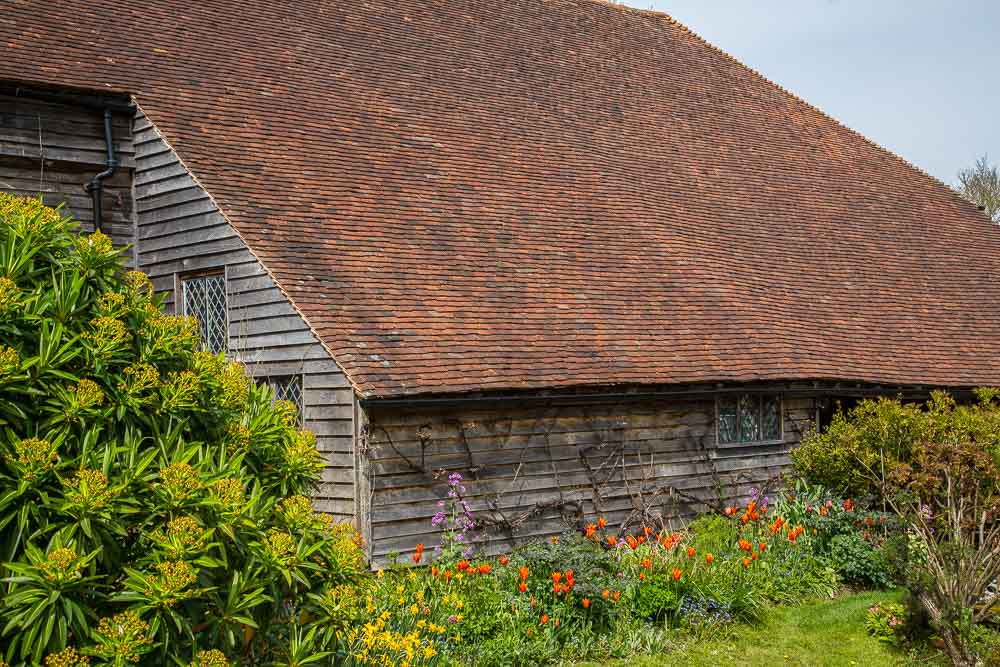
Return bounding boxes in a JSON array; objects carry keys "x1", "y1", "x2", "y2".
[{"x1": 323, "y1": 475, "x2": 896, "y2": 666}]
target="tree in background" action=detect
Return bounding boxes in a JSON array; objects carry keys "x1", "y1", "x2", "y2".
[{"x1": 958, "y1": 155, "x2": 1000, "y2": 223}]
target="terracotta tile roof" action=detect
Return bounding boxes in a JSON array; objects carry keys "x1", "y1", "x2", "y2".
[{"x1": 3, "y1": 0, "x2": 1000, "y2": 398}]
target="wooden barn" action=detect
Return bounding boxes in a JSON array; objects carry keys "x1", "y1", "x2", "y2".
[{"x1": 3, "y1": 0, "x2": 1000, "y2": 562}]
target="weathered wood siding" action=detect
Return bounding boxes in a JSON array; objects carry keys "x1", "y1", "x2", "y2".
[
  {"x1": 362, "y1": 395, "x2": 816, "y2": 561},
  {"x1": 132, "y1": 112, "x2": 356, "y2": 521},
  {"x1": 0, "y1": 94, "x2": 135, "y2": 253}
]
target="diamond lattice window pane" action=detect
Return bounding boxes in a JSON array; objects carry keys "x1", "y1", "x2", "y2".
[
  {"x1": 182, "y1": 274, "x2": 227, "y2": 354},
  {"x1": 739, "y1": 394, "x2": 761, "y2": 442},
  {"x1": 761, "y1": 396, "x2": 782, "y2": 441},
  {"x1": 718, "y1": 397, "x2": 738, "y2": 444},
  {"x1": 265, "y1": 375, "x2": 304, "y2": 426}
]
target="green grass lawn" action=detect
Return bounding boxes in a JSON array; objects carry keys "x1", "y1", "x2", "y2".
[{"x1": 581, "y1": 591, "x2": 914, "y2": 667}]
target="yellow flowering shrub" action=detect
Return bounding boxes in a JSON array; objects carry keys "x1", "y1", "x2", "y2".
[{"x1": 0, "y1": 195, "x2": 365, "y2": 665}]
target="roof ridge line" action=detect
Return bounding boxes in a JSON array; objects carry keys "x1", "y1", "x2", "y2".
[{"x1": 575, "y1": 0, "x2": 984, "y2": 220}]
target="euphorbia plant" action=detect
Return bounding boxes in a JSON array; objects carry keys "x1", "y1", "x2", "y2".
[{"x1": 0, "y1": 196, "x2": 365, "y2": 666}]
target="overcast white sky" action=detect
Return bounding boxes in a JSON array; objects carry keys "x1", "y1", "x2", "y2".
[{"x1": 624, "y1": 0, "x2": 999, "y2": 184}]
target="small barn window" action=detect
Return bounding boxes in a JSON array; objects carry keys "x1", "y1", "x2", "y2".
[
  {"x1": 181, "y1": 272, "x2": 228, "y2": 354},
  {"x1": 261, "y1": 375, "x2": 304, "y2": 425},
  {"x1": 717, "y1": 394, "x2": 782, "y2": 445}
]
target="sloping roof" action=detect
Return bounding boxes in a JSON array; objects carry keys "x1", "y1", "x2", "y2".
[{"x1": 3, "y1": 0, "x2": 1000, "y2": 398}]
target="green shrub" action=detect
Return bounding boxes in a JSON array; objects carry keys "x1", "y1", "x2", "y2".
[
  {"x1": 794, "y1": 392, "x2": 1000, "y2": 666},
  {"x1": 792, "y1": 392, "x2": 1000, "y2": 497},
  {"x1": 0, "y1": 196, "x2": 364, "y2": 666},
  {"x1": 829, "y1": 533, "x2": 891, "y2": 589},
  {"x1": 864, "y1": 600, "x2": 906, "y2": 646}
]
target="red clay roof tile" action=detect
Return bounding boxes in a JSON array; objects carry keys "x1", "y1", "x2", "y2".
[{"x1": 2, "y1": 0, "x2": 999, "y2": 397}]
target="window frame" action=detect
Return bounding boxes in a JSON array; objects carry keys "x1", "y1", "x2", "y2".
[
  {"x1": 715, "y1": 393, "x2": 784, "y2": 447},
  {"x1": 178, "y1": 268, "x2": 229, "y2": 356},
  {"x1": 260, "y1": 374, "x2": 305, "y2": 426}
]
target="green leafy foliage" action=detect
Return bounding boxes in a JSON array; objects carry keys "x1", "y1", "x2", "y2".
[
  {"x1": 792, "y1": 392, "x2": 1000, "y2": 497},
  {"x1": 0, "y1": 196, "x2": 364, "y2": 665},
  {"x1": 864, "y1": 600, "x2": 906, "y2": 646},
  {"x1": 829, "y1": 533, "x2": 892, "y2": 589},
  {"x1": 793, "y1": 392, "x2": 1000, "y2": 666}
]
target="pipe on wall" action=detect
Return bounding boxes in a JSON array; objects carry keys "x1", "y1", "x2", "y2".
[{"x1": 83, "y1": 108, "x2": 118, "y2": 234}]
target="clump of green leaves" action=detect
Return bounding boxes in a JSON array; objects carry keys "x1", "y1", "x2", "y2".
[
  {"x1": 791, "y1": 391, "x2": 1000, "y2": 497},
  {"x1": 0, "y1": 196, "x2": 364, "y2": 666},
  {"x1": 793, "y1": 391, "x2": 1000, "y2": 667}
]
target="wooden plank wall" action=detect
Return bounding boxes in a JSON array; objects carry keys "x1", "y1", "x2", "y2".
[
  {"x1": 362, "y1": 395, "x2": 816, "y2": 562},
  {"x1": 0, "y1": 94, "x2": 135, "y2": 254},
  {"x1": 131, "y1": 111, "x2": 356, "y2": 521}
]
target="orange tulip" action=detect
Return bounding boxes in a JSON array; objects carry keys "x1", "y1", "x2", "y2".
[
  {"x1": 457, "y1": 560, "x2": 470, "y2": 571},
  {"x1": 553, "y1": 584, "x2": 562, "y2": 594},
  {"x1": 432, "y1": 566, "x2": 439, "y2": 577},
  {"x1": 478, "y1": 564, "x2": 491, "y2": 574},
  {"x1": 759, "y1": 542, "x2": 767, "y2": 552},
  {"x1": 585, "y1": 524, "x2": 597, "y2": 539},
  {"x1": 602, "y1": 589, "x2": 610, "y2": 600},
  {"x1": 500, "y1": 556, "x2": 510, "y2": 566},
  {"x1": 643, "y1": 526, "x2": 653, "y2": 537},
  {"x1": 582, "y1": 598, "x2": 591, "y2": 609},
  {"x1": 672, "y1": 568, "x2": 682, "y2": 581},
  {"x1": 412, "y1": 552, "x2": 422, "y2": 564},
  {"x1": 687, "y1": 547, "x2": 695, "y2": 558},
  {"x1": 519, "y1": 582, "x2": 527, "y2": 593},
  {"x1": 613, "y1": 591, "x2": 621, "y2": 602},
  {"x1": 552, "y1": 572, "x2": 562, "y2": 584},
  {"x1": 663, "y1": 536, "x2": 674, "y2": 549},
  {"x1": 641, "y1": 558, "x2": 652, "y2": 569},
  {"x1": 540, "y1": 614, "x2": 548, "y2": 625},
  {"x1": 445, "y1": 570, "x2": 453, "y2": 581},
  {"x1": 742, "y1": 557, "x2": 751, "y2": 568},
  {"x1": 607, "y1": 536, "x2": 617, "y2": 547},
  {"x1": 639, "y1": 572, "x2": 646, "y2": 581},
  {"x1": 519, "y1": 566, "x2": 529, "y2": 581},
  {"x1": 597, "y1": 517, "x2": 607, "y2": 529},
  {"x1": 705, "y1": 553, "x2": 714, "y2": 564}
]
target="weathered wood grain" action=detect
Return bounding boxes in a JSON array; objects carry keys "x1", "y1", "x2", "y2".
[
  {"x1": 132, "y1": 111, "x2": 355, "y2": 522},
  {"x1": 363, "y1": 396, "x2": 814, "y2": 560}
]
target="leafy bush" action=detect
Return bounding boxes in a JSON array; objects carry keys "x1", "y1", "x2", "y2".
[
  {"x1": 773, "y1": 479, "x2": 898, "y2": 588},
  {"x1": 0, "y1": 196, "x2": 364, "y2": 665},
  {"x1": 865, "y1": 600, "x2": 906, "y2": 646},
  {"x1": 829, "y1": 533, "x2": 891, "y2": 589},
  {"x1": 794, "y1": 391, "x2": 1000, "y2": 666},
  {"x1": 792, "y1": 391, "x2": 1000, "y2": 497}
]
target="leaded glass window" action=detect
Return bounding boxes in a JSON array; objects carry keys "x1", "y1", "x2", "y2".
[
  {"x1": 181, "y1": 273, "x2": 227, "y2": 354},
  {"x1": 717, "y1": 394, "x2": 782, "y2": 445},
  {"x1": 739, "y1": 394, "x2": 760, "y2": 442},
  {"x1": 262, "y1": 375, "x2": 304, "y2": 426},
  {"x1": 761, "y1": 395, "x2": 781, "y2": 441},
  {"x1": 718, "y1": 397, "x2": 738, "y2": 444}
]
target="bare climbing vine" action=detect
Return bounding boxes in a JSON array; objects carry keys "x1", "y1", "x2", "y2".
[{"x1": 364, "y1": 400, "x2": 806, "y2": 548}]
